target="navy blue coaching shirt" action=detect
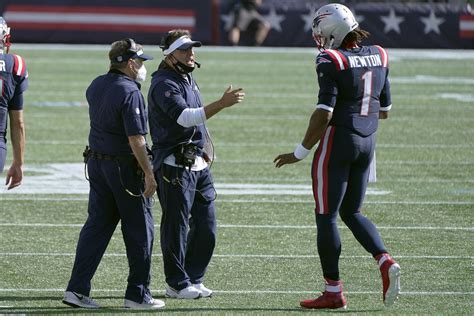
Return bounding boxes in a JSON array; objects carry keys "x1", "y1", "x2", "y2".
[
  {"x1": 148, "y1": 61, "x2": 206, "y2": 170},
  {"x1": 316, "y1": 45, "x2": 391, "y2": 136},
  {"x1": 87, "y1": 69, "x2": 148, "y2": 156}
]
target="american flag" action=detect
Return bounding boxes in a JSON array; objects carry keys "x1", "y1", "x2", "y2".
[
  {"x1": 459, "y1": 14, "x2": 474, "y2": 38},
  {"x1": 3, "y1": 5, "x2": 196, "y2": 33}
]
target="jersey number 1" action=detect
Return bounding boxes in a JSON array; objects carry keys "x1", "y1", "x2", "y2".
[{"x1": 360, "y1": 71, "x2": 373, "y2": 116}]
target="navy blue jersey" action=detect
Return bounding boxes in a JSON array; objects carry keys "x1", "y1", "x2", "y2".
[
  {"x1": 316, "y1": 45, "x2": 391, "y2": 136},
  {"x1": 0, "y1": 53, "x2": 28, "y2": 140},
  {"x1": 148, "y1": 62, "x2": 206, "y2": 169},
  {"x1": 86, "y1": 70, "x2": 148, "y2": 156}
]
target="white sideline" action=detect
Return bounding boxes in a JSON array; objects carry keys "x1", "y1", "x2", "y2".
[
  {"x1": 0, "y1": 288, "x2": 472, "y2": 296},
  {"x1": 12, "y1": 44, "x2": 474, "y2": 59}
]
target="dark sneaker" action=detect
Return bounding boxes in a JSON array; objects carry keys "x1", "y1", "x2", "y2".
[
  {"x1": 300, "y1": 291, "x2": 347, "y2": 309},
  {"x1": 62, "y1": 291, "x2": 100, "y2": 308}
]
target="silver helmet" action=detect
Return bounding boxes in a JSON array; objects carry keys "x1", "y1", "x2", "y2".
[
  {"x1": 312, "y1": 4, "x2": 359, "y2": 50},
  {"x1": 0, "y1": 17, "x2": 11, "y2": 53}
]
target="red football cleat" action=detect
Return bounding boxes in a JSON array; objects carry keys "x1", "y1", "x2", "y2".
[
  {"x1": 300, "y1": 291, "x2": 347, "y2": 309},
  {"x1": 379, "y1": 255, "x2": 401, "y2": 307}
]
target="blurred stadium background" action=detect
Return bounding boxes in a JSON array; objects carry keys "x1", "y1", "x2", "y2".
[{"x1": 0, "y1": 0, "x2": 473, "y2": 48}]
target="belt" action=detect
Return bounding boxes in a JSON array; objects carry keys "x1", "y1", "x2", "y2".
[
  {"x1": 88, "y1": 150, "x2": 116, "y2": 161},
  {"x1": 83, "y1": 146, "x2": 137, "y2": 164}
]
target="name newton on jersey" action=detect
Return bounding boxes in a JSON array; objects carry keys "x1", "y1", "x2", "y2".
[{"x1": 347, "y1": 54, "x2": 382, "y2": 68}]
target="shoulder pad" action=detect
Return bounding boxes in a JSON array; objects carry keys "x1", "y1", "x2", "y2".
[
  {"x1": 12, "y1": 54, "x2": 27, "y2": 77},
  {"x1": 316, "y1": 52, "x2": 334, "y2": 66},
  {"x1": 373, "y1": 45, "x2": 389, "y2": 67},
  {"x1": 320, "y1": 49, "x2": 349, "y2": 71}
]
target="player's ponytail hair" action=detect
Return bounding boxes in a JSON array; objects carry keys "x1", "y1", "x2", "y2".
[{"x1": 341, "y1": 28, "x2": 370, "y2": 48}]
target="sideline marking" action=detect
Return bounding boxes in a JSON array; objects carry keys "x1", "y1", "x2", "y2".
[
  {"x1": 1, "y1": 197, "x2": 472, "y2": 205},
  {"x1": 0, "y1": 223, "x2": 472, "y2": 231},
  {"x1": 13, "y1": 44, "x2": 474, "y2": 59},
  {"x1": 0, "y1": 253, "x2": 472, "y2": 260},
  {"x1": 23, "y1": 141, "x2": 474, "y2": 148},
  {"x1": 2, "y1": 163, "x2": 391, "y2": 196},
  {"x1": 0, "y1": 288, "x2": 472, "y2": 296}
]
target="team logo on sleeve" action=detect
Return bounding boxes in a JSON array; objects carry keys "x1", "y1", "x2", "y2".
[{"x1": 316, "y1": 55, "x2": 332, "y2": 65}]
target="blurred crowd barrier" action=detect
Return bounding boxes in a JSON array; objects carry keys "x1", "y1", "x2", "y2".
[{"x1": 1, "y1": 0, "x2": 472, "y2": 48}]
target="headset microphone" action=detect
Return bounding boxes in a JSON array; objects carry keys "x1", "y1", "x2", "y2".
[{"x1": 195, "y1": 61, "x2": 201, "y2": 68}]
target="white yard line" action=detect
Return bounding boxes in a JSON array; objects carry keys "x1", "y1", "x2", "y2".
[
  {"x1": 0, "y1": 253, "x2": 471, "y2": 260},
  {"x1": 218, "y1": 200, "x2": 474, "y2": 205},
  {"x1": 22, "y1": 140, "x2": 474, "y2": 148},
  {"x1": 0, "y1": 197, "x2": 472, "y2": 205},
  {"x1": 0, "y1": 287, "x2": 472, "y2": 295},
  {"x1": 1, "y1": 223, "x2": 472, "y2": 231}
]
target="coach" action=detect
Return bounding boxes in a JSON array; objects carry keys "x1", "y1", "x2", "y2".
[
  {"x1": 148, "y1": 29, "x2": 245, "y2": 299},
  {"x1": 63, "y1": 39, "x2": 163, "y2": 309}
]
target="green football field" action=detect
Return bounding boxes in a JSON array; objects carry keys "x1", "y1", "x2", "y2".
[{"x1": 0, "y1": 45, "x2": 473, "y2": 314}]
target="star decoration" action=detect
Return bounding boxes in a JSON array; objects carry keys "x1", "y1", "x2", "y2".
[
  {"x1": 380, "y1": 9, "x2": 405, "y2": 34},
  {"x1": 263, "y1": 7, "x2": 286, "y2": 32},
  {"x1": 301, "y1": 8, "x2": 316, "y2": 32},
  {"x1": 420, "y1": 10, "x2": 445, "y2": 34}
]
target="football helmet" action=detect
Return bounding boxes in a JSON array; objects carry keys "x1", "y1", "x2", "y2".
[
  {"x1": 312, "y1": 4, "x2": 358, "y2": 50},
  {"x1": 0, "y1": 16, "x2": 11, "y2": 53}
]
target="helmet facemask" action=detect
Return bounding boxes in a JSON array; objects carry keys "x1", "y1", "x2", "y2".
[{"x1": 312, "y1": 28, "x2": 334, "y2": 52}]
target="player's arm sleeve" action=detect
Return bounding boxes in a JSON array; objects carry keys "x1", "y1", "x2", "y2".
[
  {"x1": 13, "y1": 55, "x2": 29, "y2": 88},
  {"x1": 9, "y1": 93, "x2": 24, "y2": 111},
  {"x1": 9, "y1": 57, "x2": 29, "y2": 111},
  {"x1": 151, "y1": 80, "x2": 188, "y2": 121},
  {"x1": 315, "y1": 60, "x2": 338, "y2": 112},
  {"x1": 122, "y1": 90, "x2": 148, "y2": 136},
  {"x1": 379, "y1": 69, "x2": 392, "y2": 112}
]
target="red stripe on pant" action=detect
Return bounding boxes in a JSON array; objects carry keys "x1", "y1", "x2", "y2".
[{"x1": 312, "y1": 126, "x2": 336, "y2": 215}]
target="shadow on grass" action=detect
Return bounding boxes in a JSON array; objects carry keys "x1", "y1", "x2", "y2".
[
  {"x1": 0, "y1": 295, "x2": 383, "y2": 314},
  {"x1": 0, "y1": 307, "x2": 383, "y2": 314}
]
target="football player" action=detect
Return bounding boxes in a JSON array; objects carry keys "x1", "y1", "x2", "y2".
[
  {"x1": 274, "y1": 3, "x2": 400, "y2": 309},
  {"x1": 0, "y1": 16, "x2": 28, "y2": 190}
]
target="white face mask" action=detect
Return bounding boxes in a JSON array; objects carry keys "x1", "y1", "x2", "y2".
[{"x1": 135, "y1": 64, "x2": 147, "y2": 82}]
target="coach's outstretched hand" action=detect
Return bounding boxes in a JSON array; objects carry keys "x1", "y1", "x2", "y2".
[
  {"x1": 219, "y1": 85, "x2": 245, "y2": 108},
  {"x1": 204, "y1": 85, "x2": 245, "y2": 120}
]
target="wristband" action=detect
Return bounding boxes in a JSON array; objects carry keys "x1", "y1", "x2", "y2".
[{"x1": 294, "y1": 143, "x2": 311, "y2": 160}]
